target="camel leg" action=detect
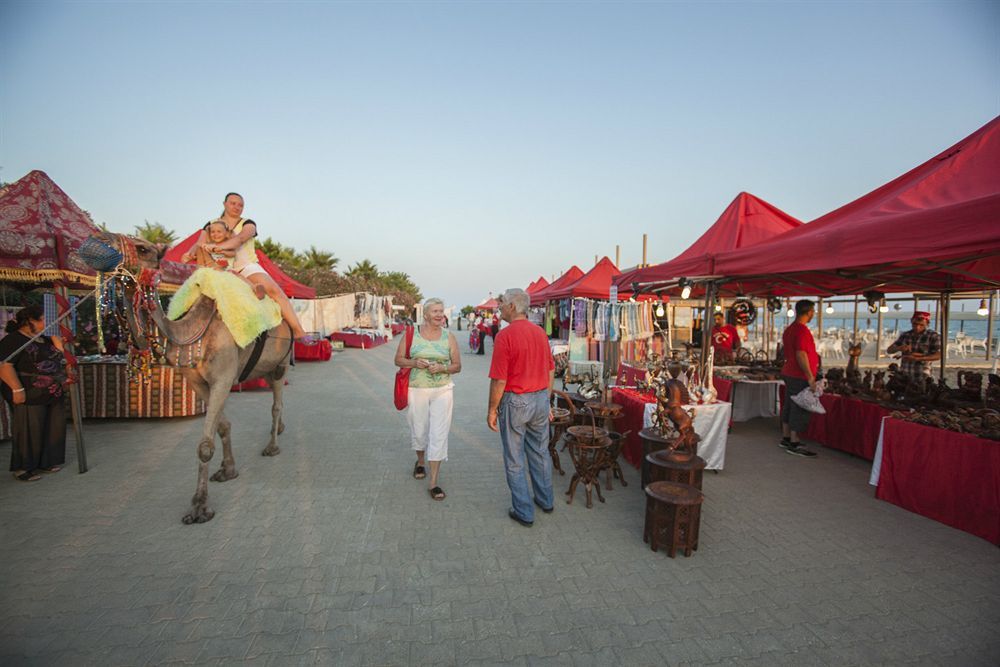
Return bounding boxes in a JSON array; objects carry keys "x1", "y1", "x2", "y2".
[
  {"x1": 262, "y1": 373, "x2": 284, "y2": 457},
  {"x1": 210, "y1": 413, "x2": 239, "y2": 482},
  {"x1": 183, "y1": 381, "x2": 229, "y2": 524}
]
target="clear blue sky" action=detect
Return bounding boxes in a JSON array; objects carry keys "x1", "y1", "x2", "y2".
[{"x1": 2, "y1": 1, "x2": 997, "y2": 309}]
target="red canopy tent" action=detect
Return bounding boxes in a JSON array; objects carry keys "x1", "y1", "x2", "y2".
[
  {"x1": 475, "y1": 297, "x2": 498, "y2": 311},
  {"x1": 708, "y1": 117, "x2": 1000, "y2": 296},
  {"x1": 615, "y1": 192, "x2": 803, "y2": 293},
  {"x1": 0, "y1": 170, "x2": 104, "y2": 289},
  {"x1": 526, "y1": 276, "x2": 549, "y2": 294},
  {"x1": 546, "y1": 257, "x2": 631, "y2": 300},
  {"x1": 163, "y1": 230, "x2": 316, "y2": 299},
  {"x1": 530, "y1": 266, "x2": 584, "y2": 306}
]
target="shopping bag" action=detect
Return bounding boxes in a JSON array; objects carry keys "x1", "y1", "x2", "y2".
[
  {"x1": 394, "y1": 326, "x2": 414, "y2": 410},
  {"x1": 791, "y1": 385, "x2": 826, "y2": 414}
]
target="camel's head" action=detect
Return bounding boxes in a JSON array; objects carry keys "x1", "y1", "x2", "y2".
[{"x1": 91, "y1": 231, "x2": 167, "y2": 271}]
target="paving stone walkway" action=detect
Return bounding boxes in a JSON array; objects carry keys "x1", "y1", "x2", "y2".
[{"x1": 1, "y1": 332, "x2": 998, "y2": 666}]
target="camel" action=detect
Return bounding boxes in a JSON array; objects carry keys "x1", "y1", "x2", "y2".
[{"x1": 89, "y1": 233, "x2": 293, "y2": 524}]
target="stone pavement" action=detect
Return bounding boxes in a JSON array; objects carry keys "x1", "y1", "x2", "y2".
[{"x1": 1, "y1": 331, "x2": 998, "y2": 666}]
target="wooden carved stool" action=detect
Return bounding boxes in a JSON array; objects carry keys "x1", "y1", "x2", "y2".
[
  {"x1": 548, "y1": 407, "x2": 572, "y2": 476},
  {"x1": 600, "y1": 431, "x2": 629, "y2": 491},
  {"x1": 564, "y1": 434, "x2": 612, "y2": 509},
  {"x1": 643, "y1": 481, "x2": 703, "y2": 558},
  {"x1": 646, "y1": 452, "x2": 706, "y2": 490}
]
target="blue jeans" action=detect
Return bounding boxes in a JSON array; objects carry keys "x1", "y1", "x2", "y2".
[{"x1": 498, "y1": 390, "x2": 553, "y2": 521}]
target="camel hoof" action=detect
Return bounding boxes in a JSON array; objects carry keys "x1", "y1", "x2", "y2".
[
  {"x1": 261, "y1": 445, "x2": 281, "y2": 457},
  {"x1": 210, "y1": 468, "x2": 239, "y2": 482},
  {"x1": 182, "y1": 505, "x2": 215, "y2": 524}
]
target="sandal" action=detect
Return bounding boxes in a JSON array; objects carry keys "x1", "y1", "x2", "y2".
[
  {"x1": 12, "y1": 471, "x2": 41, "y2": 482},
  {"x1": 412, "y1": 462, "x2": 426, "y2": 480},
  {"x1": 40, "y1": 466, "x2": 62, "y2": 474},
  {"x1": 429, "y1": 486, "x2": 446, "y2": 501}
]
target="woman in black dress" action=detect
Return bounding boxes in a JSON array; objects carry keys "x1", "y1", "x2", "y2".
[{"x1": 0, "y1": 306, "x2": 68, "y2": 482}]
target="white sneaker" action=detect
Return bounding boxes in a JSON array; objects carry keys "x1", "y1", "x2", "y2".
[{"x1": 791, "y1": 387, "x2": 826, "y2": 414}]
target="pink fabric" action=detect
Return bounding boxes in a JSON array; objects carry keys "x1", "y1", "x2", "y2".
[{"x1": 876, "y1": 418, "x2": 1000, "y2": 545}]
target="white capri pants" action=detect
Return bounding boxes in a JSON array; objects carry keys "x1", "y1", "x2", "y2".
[{"x1": 406, "y1": 384, "x2": 454, "y2": 462}]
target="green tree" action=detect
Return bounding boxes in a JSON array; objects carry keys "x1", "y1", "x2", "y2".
[
  {"x1": 461, "y1": 305, "x2": 475, "y2": 316},
  {"x1": 346, "y1": 259, "x2": 380, "y2": 281},
  {"x1": 258, "y1": 237, "x2": 303, "y2": 269},
  {"x1": 134, "y1": 220, "x2": 177, "y2": 244},
  {"x1": 301, "y1": 246, "x2": 339, "y2": 271}
]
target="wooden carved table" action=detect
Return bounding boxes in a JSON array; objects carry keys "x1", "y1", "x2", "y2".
[
  {"x1": 564, "y1": 433, "x2": 612, "y2": 508},
  {"x1": 644, "y1": 481, "x2": 704, "y2": 558},
  {"x1": 647, "y1": 451, "x2": 706, "y2": 490}
]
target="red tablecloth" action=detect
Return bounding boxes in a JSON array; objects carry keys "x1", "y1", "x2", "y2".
[
  {"x1": 806, "y1": 394, "x2": 889, "y2": 460},
  {"x1": 295, "y1": 339, "x2": 332, "y2": 361},
  {"x1": 612, "y1": 387, "x2": 656, "y2": 468},
  {"x1": 391, "y1": 323, "x2": 406, "y2": 335},
  {"x1": 713, "y1": 377, "x2": 733, "y2": 403},
  {"x1": 778, "y1": 388, "x2": 890, "y2": 461},
  {"x1": 876, "y1": 418, "x2": 1000, "y2": 545},
  {"x1": 329, "y1": 332, "x2": 387, "y2": 349}
]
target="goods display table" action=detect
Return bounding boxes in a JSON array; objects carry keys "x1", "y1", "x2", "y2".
[
  {"x1": 329, "y1": 330, "x2": 387, "y2": 349},
  {"x1": 79, "y1": 362, "x2": 205, "y2": 418},
  {"x1": 870, "y1": 417, "x2": 1000, "y2": 545},
  {"x1": 611, "y1": 387, "x2": 730, "y2": 471},
  {"x1": 806, "y1": 393, "x2": 890, "y2": 460},
  {"x1": 713, "y1": 376, "x2": 780, "y2": 422},
  {"x1": 294, "y1": 339, "x2": 332, "y2": 361}
]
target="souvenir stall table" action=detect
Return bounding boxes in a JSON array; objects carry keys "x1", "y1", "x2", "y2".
[
  {"x1": 611, "y1": 387, "x2": 730, "y2": 471},
  {"x1": 777, "y1": 389, "x2": 890, "y2": 460},
  {"x1": 711, "y1": 374, "x2": 781, "y2": 422},
  {"x1": 870, "y1": 417, "x2": 1000, "y2": 545},
  {"x1": 78, "y1": 361, "x2": 205, "y2": 418},
  {"x1": 294, "y1": 339, "x2": 332, "y2": 361},
  {"x1": 329, "y1": 329, "x2": 387, "y2": 349}
]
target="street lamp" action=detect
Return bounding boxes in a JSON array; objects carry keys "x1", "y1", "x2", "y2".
[{"x1": 977, "y1": 299, "x2": 989, "y2": 316}]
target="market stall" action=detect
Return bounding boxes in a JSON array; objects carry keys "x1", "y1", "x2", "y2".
[{"x1": 79, "y1": 361, "x2": 205, "y2": 418}]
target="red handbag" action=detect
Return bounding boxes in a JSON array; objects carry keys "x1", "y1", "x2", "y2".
[{"x1": 394, "y1": 326, "x2": 415, "y2": 410}]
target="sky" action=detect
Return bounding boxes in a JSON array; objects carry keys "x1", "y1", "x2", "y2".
[{"x1": 1, "y1": 1, "x2": 998, "y2": 310}]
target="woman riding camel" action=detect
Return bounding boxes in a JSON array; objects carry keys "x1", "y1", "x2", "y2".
[{"x1": 182, "y1": 192, "x2": 313, "y2": 342}]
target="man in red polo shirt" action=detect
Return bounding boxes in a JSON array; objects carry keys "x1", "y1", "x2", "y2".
[
  {"x1": 710, "y1": 311, "x2": 741, "y2": 364},
  {"x1": 488, "y1": 288, "x2": 555, "y2": 527},
  {"x1": 781, "y1": 299, "x2": 819, "y2": 458}
]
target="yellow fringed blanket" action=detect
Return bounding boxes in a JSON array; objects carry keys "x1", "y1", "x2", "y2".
[{"x1": 167, "y1": 268, "x2": 282, "y2": 348}]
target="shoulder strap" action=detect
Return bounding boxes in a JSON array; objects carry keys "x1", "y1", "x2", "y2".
[{"x1": 405, "y1": 326, "x2": 414, "y2": 358}]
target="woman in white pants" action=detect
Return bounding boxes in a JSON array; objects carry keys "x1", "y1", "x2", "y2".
[{"x1": 395, "y1": 298, "x2": 461, "y2": 500}]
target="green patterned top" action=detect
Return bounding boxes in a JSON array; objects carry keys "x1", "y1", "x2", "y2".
[{"x1": 409, "y1": 328, "x2": 453, "y2": 388}]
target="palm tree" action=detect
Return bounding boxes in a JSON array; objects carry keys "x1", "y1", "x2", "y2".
[
  {"x1": 134, "y1": 220, "x2": 177, "y2": 244},
  {"x1": 301, "y1": 246, "x2": 339, "y2": 271},
  {"x1": 258, "y1": 237, "x2": 303, "y2": 269},
  {"x1": 346, "y1": 259, "x2": 380, "y2": 281}
]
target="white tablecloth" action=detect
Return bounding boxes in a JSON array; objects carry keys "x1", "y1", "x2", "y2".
[
  {"x1": 869, "y1": 416, "x2": 890, "y2": 486},
  {"x1": 730, "y1": 380, "x2": 781, "y2": 422},
  {"x1": 643, "y1": 400, "x2": 732, "y2": 471}
]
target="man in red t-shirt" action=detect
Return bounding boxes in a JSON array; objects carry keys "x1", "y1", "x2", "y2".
[
  {"x1": 780, "y1": 299, "x2": 819, "y2": 458},
  {"x1": 710, "y1": 312, "x2": 741, "y2": 363},
  {"x1": 488, "y1": 288, "x2": 555, "y2": 526}
]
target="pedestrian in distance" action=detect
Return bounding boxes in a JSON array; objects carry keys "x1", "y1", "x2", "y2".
[
  {"x1": 487, "y1": 288, "x2": 555, "y2": 526},
  {"x1": 780, "y1": 299, "x2": 820, "y2": 457},
  {"x1": 395, "y1": 298, "x2": 461, "y2": 500}
]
